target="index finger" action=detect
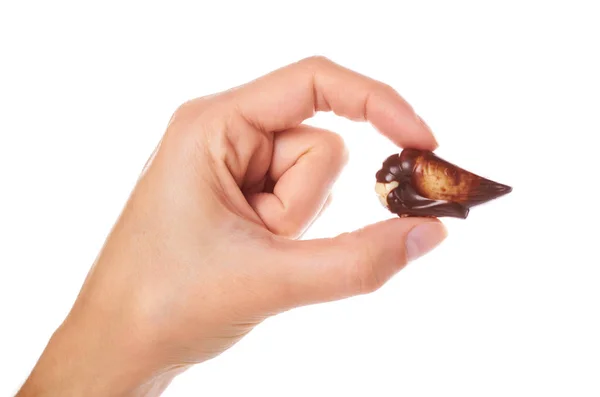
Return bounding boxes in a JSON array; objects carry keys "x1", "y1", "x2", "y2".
[{"x1": 231, "y1": 56, "x2": 438, "y2": 149}]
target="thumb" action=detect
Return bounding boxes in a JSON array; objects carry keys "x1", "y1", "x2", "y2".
[{"x1": 272, "y1": 218, "x2": 448, "y2": 309}]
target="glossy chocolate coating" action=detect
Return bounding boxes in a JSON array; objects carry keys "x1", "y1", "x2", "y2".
[{"x1": 375, "y1": 149, "x2": 512, "y2": 219}]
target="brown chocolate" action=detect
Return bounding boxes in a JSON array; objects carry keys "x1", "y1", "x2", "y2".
[{"x1": 375, "y1": 149, "x2": 512, "y2": 219}]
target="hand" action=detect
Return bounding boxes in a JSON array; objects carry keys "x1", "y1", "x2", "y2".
[{"x1": 18, "y1": 57, "x2": 448, "y2": 397}]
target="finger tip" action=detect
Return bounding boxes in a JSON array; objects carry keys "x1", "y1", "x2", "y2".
[
  {"x1": 417, "y1": 116, "x2": 440, "y2": 149},
  {"x1": 405, "y1": 220, "x2": 448, "y2": 262},
  {"x1": 392, "y1": 136, "x2": 439, "y2": 152},
  {"x1": 379, "y1": 215, "x2": 438, "y2": 229}
]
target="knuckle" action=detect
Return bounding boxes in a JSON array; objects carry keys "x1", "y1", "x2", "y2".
[
  {"x1": 169, "y1": 97, "x2": 215, "y2": 128},
  {"x1": 378, "y1": 82, "x2": 399, "y2": 98},
  {"x1": 165, "y1": 98, "x2": 225, "y2": 147},
  {"x1": 300, "y1": 55, "x2": 333, "y2": 70},
  {"x1": 322, "y1": 131, "x2": 349, "y2": 166},
  {"x1": 170, "y1": 99, "x2": 196, "y2": 124}
]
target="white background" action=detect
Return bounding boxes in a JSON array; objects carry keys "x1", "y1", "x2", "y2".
[{"x1": 1, "y1": 1, "x2": 599, "y2": 396}]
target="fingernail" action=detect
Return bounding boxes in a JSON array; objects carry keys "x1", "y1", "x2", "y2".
[{"x1": 405, "y1": 222, "x2": 448, "y2": 262}]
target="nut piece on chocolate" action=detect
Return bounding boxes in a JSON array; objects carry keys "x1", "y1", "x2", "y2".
[{"x1": 375, "y1": 149, "x2": 512, "y2": 219}]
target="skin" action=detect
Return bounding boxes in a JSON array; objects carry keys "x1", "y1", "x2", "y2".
[{"x1": 16, "y1": 57, "x2": 448, "y2": 397}]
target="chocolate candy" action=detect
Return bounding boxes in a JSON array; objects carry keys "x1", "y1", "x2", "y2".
[{"x1": 375, "y1": 149, "x2": 512, "y2": 219}]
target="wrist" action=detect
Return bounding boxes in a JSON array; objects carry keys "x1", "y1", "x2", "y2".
[{"x1": 17, "y1": 312, "x2": 183, "y2": 397}]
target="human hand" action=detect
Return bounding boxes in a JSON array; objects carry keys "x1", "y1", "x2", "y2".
[{"x1": 18, "y1": 57, "x2": 447, "y2": 397}]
